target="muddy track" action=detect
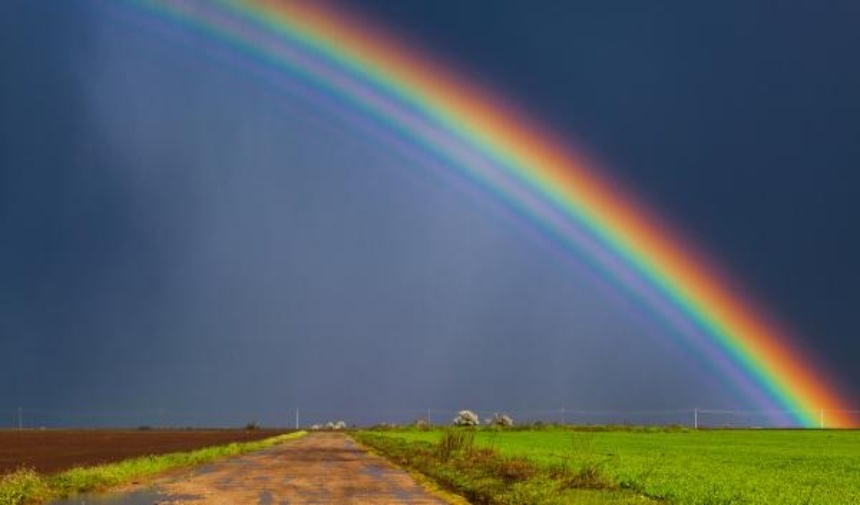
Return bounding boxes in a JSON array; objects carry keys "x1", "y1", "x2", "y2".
[{"x1": 55, "y1": 433, "x2": 453, "y2": 505}]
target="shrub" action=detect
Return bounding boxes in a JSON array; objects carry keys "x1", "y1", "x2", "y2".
[
  {"x1": 452, "y1": 410, "x2": 480, "y2": 427},
  {"x1": 319, "y1": 421, "x2": 347, "y2": 431},
  {"x1": 488, "y1": 413, "x2": 514, "y2": 428}
]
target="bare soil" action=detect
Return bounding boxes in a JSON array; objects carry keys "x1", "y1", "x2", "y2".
[{"x1": 0, "y1": 429, "x2": 287, "y2": 474}]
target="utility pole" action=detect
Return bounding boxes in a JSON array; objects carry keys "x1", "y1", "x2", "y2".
[
  {"x1": 17, "y1": 407, "x2": 22, "y2": 431},
  {"x1": 427, "y1": 408, "x2": 431, "y2": 425},
  {"x1": 694, "y1": 408, "x2": 698, "y2": 430},
  {"x1": 295, "y1": 408, "x2": 299, "y2": 429}
]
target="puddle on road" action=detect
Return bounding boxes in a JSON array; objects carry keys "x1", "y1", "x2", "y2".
[
  {"x1": 360, "y1": 462, "x2": 388, "y2": 479},
  {"x1": 49, "y1": 488, "x2": 202, "y2": 505},
  {"x1": 258, "y1": 489, "x2": 274, "y2": 505}
]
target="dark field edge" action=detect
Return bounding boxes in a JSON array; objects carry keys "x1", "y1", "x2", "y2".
[
  {"x1": 0, "y1": 429, "x2": 291, "y2": 474},
  {"x1": 353, "y1": 430, "x2": 658, "y2": 505},
  {"x1": 0, "y1": 431, "x2": 307, "y2": 505}
]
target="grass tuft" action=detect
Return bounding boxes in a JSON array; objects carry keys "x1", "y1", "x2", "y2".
[
  {"x1": 437, "y1": 429, "x2": 475, "y2": 461},
  {"x1": 563, "y1": 464, "x2": 616, "y2": 490},
  {"x1": 0, "y1": 470, "x2": 50, "y2": 505}
]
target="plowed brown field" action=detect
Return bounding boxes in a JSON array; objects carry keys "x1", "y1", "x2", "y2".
[{"x1": 0, "y1": 429, "x2": 288, "y2": 474}]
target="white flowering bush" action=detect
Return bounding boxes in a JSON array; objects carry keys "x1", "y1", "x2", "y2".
[
  {"x1": 489, "y1": 413, "x2": 514, "y2": 427},
  {"x1": 452, "y1": 410, "x2": 480, "y2": 426}
]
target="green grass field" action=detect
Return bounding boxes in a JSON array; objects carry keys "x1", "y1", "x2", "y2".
[{"x1": 368, "y1": 428, "x2": 860, "y2": 504}]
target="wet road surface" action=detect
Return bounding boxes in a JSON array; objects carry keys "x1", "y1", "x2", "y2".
[{"x1": 53, "y1": 433, "x2": 452, "y2": 505}]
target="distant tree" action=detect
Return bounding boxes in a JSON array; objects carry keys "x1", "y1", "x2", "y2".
[
  {"x1": 489, "y1": 413, "x2": 514, "y2": 427},
  {"x1": 453, "y1": 410, "x2": 480, "y2": 426}
]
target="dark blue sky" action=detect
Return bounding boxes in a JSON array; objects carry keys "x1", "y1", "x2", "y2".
[{"x1": 1, "y1": 1, "x2": 858, "y2": 427}]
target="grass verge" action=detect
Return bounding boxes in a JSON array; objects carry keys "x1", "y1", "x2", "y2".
[
  {"x1": 355, "y1": 439, "x2": 471, "y2": 505},
  {"x1": 354, "y1": 430, "x2": 654, "y2": 505},
  {"x1": 0, "y1": 431, "x2": 306, "y2": 505}
]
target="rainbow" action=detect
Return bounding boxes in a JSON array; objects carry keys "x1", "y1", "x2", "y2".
[{"x1": 115, "y1": 0, "x2": 854, "y2": 427}]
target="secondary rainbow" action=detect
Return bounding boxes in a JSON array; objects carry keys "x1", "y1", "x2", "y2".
[{"x1": 121, "y1": 0, "x2": 854, "y2": 427}]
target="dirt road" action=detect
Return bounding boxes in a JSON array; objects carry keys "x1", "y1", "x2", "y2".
[{"x1": 55, "y1": 433, "x2": 454, "y2": 505}]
